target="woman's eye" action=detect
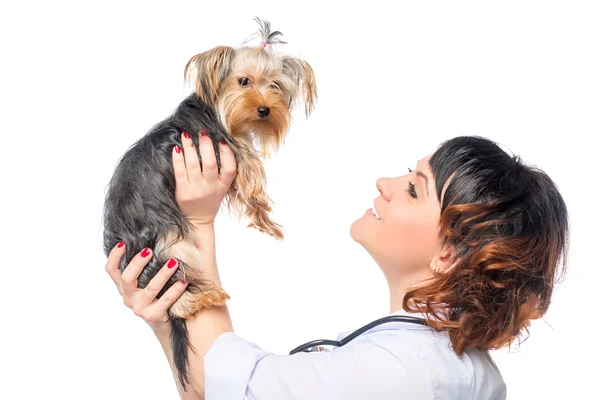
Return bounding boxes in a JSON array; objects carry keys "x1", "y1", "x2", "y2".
[
  {"x1": 406, "y1": 181, "x2": 418, "y2": 198},
  {"x1": 406, "y1": 168, "x2": 418, "y2": 198},
  {"x1": 270, "y1": 82, "x2": 280, "y2": 89},
  {"x1": 238, "y1": 77, "x2": 251, "y2": 86}
]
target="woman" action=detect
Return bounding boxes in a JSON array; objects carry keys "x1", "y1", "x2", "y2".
[{"x1": 105, "y1": 132, "x2": 569, "y2": 399}]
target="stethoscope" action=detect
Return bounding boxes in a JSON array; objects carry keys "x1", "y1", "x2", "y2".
[{"x1": 289, "y1": 315, "x2": 429, "y2": 355}]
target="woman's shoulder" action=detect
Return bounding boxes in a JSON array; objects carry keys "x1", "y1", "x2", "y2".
[{"x1": 345, "y1": 324, "x2": 507, "y2": 399}]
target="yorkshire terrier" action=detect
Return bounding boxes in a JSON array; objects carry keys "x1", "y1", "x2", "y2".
[{"x1": 102, "y1": 18, "x2": 316, "y2": 391}]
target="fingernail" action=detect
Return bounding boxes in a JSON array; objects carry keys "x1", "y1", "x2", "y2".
[
  {"x1": 200, "y1": 129, "x2": 208, "y2": 137},
  {"x1": 181, "y1": 280, "x2": 188, "y2": 285},
  {"x1": 220, "y1": 140, "x2": 226, "y2": 145},
  {"x1": 175, "y1": 145, "x2": 181, "y2": 154},
  {"x1": 141, "y1": 248, "x2": 150, "y2": 257},
  {"x1": 168, "y1": 258, "x2": 177, "y2": 269},
  {"x1": 117, "y1": 241, "x2": 125, "y2": 248},
  {"x1": 183, "y1": 131, "x2": 190, "y2": 139}
]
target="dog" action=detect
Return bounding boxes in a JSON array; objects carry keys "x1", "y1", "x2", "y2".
[{"x1": 102, "y1": 17, "x2": 316, "y2": 391}]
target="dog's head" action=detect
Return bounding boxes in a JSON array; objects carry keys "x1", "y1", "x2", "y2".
[{"x1": 184, "y1": 18, "x2": 317, "y2": 156}]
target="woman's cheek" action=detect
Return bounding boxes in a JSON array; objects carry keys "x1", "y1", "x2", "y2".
[{"x1": 384, "y1": 213, "x2": 439, "y2": 256}]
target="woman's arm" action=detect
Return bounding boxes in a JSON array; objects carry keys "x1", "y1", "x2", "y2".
[
  {"x1": 160, "y1": 130, "x2": 236, "y2": 397},
  {"x1": 180, "y1": 224, "x2": 234, "y2": 397},
  {"x1": 151, "y1": 324, "x2": 200, "y2": 400},
  {"x1": 151, "y1": 231, "x2": 233, "y2": 400},
  {"x1": 167, "y1": 130, "x2": 236, "y2": 397}
]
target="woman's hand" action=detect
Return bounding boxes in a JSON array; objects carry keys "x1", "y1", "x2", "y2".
[
  {"x1": 173, "y1": 129, "x2": 237, "y2": 228},
  {"x1": 105, "y1": 242, "x2": 188, "y2": 332}
]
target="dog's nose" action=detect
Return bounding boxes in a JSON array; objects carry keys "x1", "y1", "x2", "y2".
[{"x1": 257, "y1": 106, "x2": 270, "y2": 119}]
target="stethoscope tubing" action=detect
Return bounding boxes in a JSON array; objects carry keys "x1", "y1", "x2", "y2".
[{"x1": 289, "y1": 315, "x2": 429, "y2": 355}]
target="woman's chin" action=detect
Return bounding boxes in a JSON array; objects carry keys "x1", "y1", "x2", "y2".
[{"x1": 350, "y1": 215, "x2": 368, "y2": 244}]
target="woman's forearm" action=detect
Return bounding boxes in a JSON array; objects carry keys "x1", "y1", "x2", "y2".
[
  {"x1": 152, "y1": 325, "x2": 202, "y2": 399},
  {"x1": 152, "y1": 224, "x2": 233, "y2": 398},
  {"x1": 185, "y1": 224, "x2": 234, "y2": 397}
]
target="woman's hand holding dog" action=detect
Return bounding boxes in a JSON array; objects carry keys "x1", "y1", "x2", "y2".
[
  {"x1": 105, "y1": 244, "x2": 187, "y2": 333},
  {"x1": 173, "y1": 129, "x2": 237, "y2": 228}
]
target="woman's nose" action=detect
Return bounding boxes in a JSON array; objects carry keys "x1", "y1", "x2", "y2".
[{"x1": 376, "y1": 177, "x2": 392, "y2": 201}]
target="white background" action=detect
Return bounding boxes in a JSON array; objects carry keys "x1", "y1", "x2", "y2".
[{"x1": 2, "y1": 1, "x2": 598, "y2": 399}]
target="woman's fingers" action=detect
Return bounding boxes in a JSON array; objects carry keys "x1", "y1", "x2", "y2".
[
  {"x1": 142, "y1": 257, "x2": 183, "y2": 303},
  {"x1": 174, "y1": 128, "x2": 233, "y2": 190},
  {"x1": 181, "y1": 130, "x2": 202, "y2": 184},
  {"x1": 146, "y1": 279, "x2": 189, "y2": 322},
  {"x1": 106, "y1": 242, "x2": 190, "y2": 327},
  {"x1": 121, "y1": 247, "x2": 153, "y2": 299},
  {"x1": 218, "y1": 140, "x2": 237, "y2": 187},
  {"x1": 198, "y1": 129, "x2": 218, "y2": 183},
  {"x1": 172, "y1": 128, "x2": 237, "y2": 225},
  {"x1": 172, "y1": 141, "x2": 188, "y2": 187},
  {"x1": 105, "y1": 241, "x2": 126, "y2": 295}
]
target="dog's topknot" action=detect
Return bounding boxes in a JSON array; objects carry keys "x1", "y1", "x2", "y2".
[{"x1": 242, "y1": 17, "x2": 287, "y2": 49}]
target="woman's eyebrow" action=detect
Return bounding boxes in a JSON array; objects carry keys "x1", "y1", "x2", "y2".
[{"x1": 414, "y1": 162, "x2": 430, "y2": 198}]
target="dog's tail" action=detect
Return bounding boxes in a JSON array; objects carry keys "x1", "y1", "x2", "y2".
[
  {"x1": 170, "y1": 316, "x2": 193, "y2": 389},
  {"x1": 168, "y1": 284, "x2": 230, "y2": 391}
]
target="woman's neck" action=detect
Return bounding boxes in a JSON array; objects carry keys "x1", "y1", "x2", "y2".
[{"x1": 387, "y1": 269, "x2": 434, "y2": 314}]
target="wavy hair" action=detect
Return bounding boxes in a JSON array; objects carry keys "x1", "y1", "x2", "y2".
[{"x1": 403, "y1": 136, "x2": 570, "y2": 354}]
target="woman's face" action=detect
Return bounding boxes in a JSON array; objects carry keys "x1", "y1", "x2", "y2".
[{"x1": 350, "y1": 154, "x2": 449, "y2": 279}]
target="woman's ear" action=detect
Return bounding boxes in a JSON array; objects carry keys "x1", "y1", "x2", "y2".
[{"x1": 430, "y1": 246, "x2": 458, "y2": 274}]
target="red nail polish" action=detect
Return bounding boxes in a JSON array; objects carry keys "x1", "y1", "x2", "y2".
[
  {"x1": 117, "y1": 241, "x2": 125, "y2": 248},
  {"x1": 183, "y1": 131, "x2": 190, "y2": 139},
  {"x1": 141, "y1": 248, "x2": 150, "y2": 257},
  {"x1": 168, "y1": 258, "x2": 177, "y2": 269},
  {"x1": 220, "y1": 140, "x2": 226, "y2": 145},
  {"x1": 175, "y1": 145, "x2": 181, "y2": 154},
  {"x1": 200, "y1": 129, "x2": 208, "y2": 137},
  {"x1": 181, "y1": 280, "x2": 188, "y2": 285}
]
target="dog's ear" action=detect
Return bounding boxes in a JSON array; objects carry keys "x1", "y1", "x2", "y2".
[
  {"x1": 282, "y1": 57, "x2": 317, "y2": 118},
  {"x1": 184, "y1": 46, "x2": 235, "y2": 106}
]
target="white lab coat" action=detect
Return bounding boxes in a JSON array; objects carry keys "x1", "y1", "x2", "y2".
[{"x1": 205, "y1": 308, "x2": 507, "y2": 399}]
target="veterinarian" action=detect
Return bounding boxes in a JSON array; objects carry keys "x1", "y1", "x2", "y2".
[{"x1": 105, "y1": 131, "x2": 569, "y2": 399}]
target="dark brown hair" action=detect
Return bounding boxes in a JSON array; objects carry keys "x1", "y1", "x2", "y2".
[{"x1": 403, "y1": 136, "x2": 570, "y2": 354}]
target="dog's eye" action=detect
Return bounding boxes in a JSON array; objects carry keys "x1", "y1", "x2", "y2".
[{"x1": 238, "y1": 77, "x2": 251, "y2": 87}]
